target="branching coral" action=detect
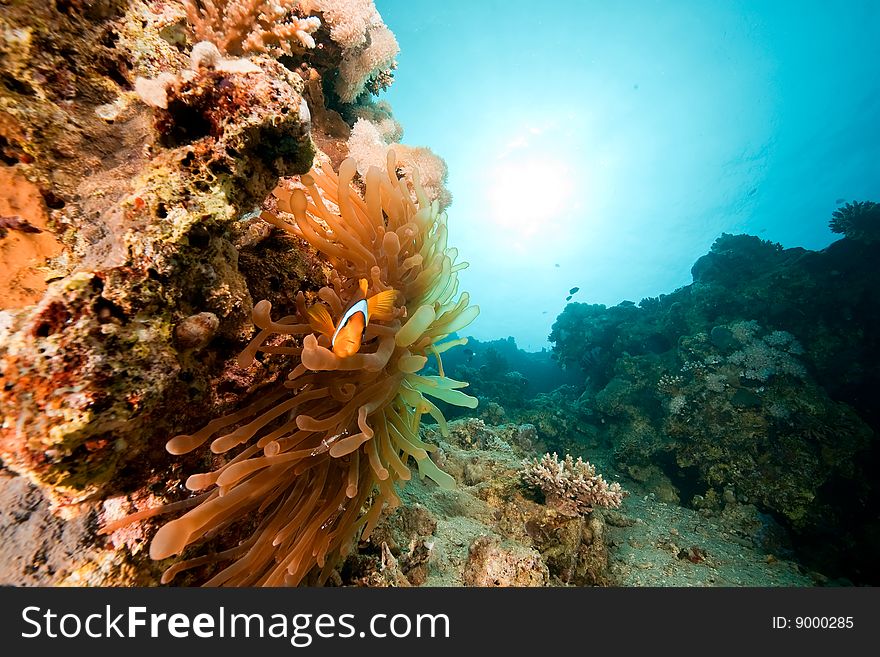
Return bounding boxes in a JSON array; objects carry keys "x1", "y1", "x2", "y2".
[
  {"x1": 182, "y1": 0, "x2": 321, "y2": 55},
  {"x1": 295, "y1": 0, "x2": 398, "y2": 102},
  {"x1": 347, "y1": 118, "x2": 452, "y2": 211},
  {"x1": 104, "y1": 151, "x2": 478, "y2": 586},
  {"x1": 728, "y1": 330, "x2": 806, "y2": 382},
  {"x1": 521, "y1": 453, "x2": 625, "y2": 516},
  {"x1": 829, "y1": 200, "x2": 880, "y2": 243},
  {"x1": 303, "y1": 0, "x2": 380, "y2": 50},
  {"x1": 179, "y1": 1, "x2": 399, "y2": 104},
  {"x1": 335, "y1": 21, "x2": 398, "y2": 102}
]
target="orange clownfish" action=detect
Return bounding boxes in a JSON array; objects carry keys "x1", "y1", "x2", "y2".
[{"x1": 307, "y1": 279, "x2": 397, "y2": 358}]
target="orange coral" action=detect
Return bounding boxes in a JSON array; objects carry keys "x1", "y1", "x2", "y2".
[
  {"x1": 104, "y1": 151, "x2": 478, "y2": 586},
  {"x1": 0, "y1": 168, "x2": 64, "y2": 310}
]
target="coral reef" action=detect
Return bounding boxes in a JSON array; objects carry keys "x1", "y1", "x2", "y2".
[
  {"x1": 0, "y1": 7, "x2": 315, "y2": 501},
  {"x1": 334, "y1": 417, "x2": 806, "y2": 587},
  {"x1": 182, "y1": 1, "x2": 322, "y2": 55},
  {"x1": 0, "y1": 470, "x2": 160, "y2": 586},
  {"x1": 3, "y1": 1, "x2": 872, "y2": 591},
  {"x1": 0, "y1": 0, "x2": 466, "y2": 587},
  {"x1": 829, "y1": 200, "x2": 880, "y2": 243},
  {"x1": 379, "y1": 418, "x2": 614, "y2": 587},
  {"x1": 308, "y1": 0, "x2": 399, "y2": 102},
  {"x1": 549, "y1": 231, "x2": 880, "y2": 583},
  {"x1": 438, "y1": 336, "x2": 580, "y2": 426},
  {"x1": 178, "y1": 0, "x2": 399, "y2": 104},
  {"x1": 656, "y1": 321, "x2": 868, "y2": 529},
  {"x1": 346, "y1": 118, "x2": 452, "y2": 210}
]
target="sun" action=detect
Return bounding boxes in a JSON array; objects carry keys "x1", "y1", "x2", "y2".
[{"x1": 484, "y1": 154, "x2": 577, "y2": 254}]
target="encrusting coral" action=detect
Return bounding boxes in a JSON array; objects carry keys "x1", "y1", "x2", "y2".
[
  {"x1": 0, "y1": 2, "x2": 316, "y2": 502},
  {"x1": 103, "y1": 150, "x2": 479, "y2": 586}
]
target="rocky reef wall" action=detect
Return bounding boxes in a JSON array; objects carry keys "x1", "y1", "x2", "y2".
[
  {"x1": 544, "y1": 232, "x2": 880, "y2": 584},
  {"x1": 0, "y1": 0, "x2": 446, "y2": 585}
]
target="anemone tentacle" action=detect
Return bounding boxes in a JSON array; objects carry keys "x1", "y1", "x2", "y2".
[{"x1": 106, "y1": 151, "x2": 478, "y2": 586}]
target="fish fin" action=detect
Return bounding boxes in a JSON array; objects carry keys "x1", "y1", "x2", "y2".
[
  {"x1": 367, "y1": 289, "x2": 397, "y2": 321},
  {"x1": 358, "y1": 278, "x2": 369, "y2": 296},
  {"x1": 307, "y1": 304, "x2": 336, "y2": 338}
]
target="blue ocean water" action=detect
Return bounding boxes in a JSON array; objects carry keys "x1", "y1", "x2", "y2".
[{"x1": 377, "y1": 0, "x2": 880, "y2": 350}]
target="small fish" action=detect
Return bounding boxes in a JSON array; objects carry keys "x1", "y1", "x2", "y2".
[
  {"x1": 308, "y1": 279, "x2": 396, "y2": 358},
  {"x1": 569, "y1": 286, "x2": 579, "y2": 295},
  {"x1": 835, "y1": 198, "x2": 846, "y2": 205},
  {"x1": 554, "y1": 263, "x2": 560, "y2": 268},
  {"x1": 463, "y1": 348, "x2": 474, "y2": 362},
  {"x1": 565, "y1": 295, "x2": 572, "y2": 301}
]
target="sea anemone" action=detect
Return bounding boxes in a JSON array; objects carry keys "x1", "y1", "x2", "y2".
[
  {"x1": 104, "y1": 151, "x2": 478, "y2": 586},
  {"x1": 829, "y1": 200, "x2": 880, "y2": 243}
]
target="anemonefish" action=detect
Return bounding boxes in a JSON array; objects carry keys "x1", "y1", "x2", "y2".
[{"x1": 307, "y1": 279, "x2": 397, "y2": 358}]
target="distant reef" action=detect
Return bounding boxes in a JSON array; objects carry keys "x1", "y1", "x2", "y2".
[{"x1": 545, "y1": 231, "x2": 880, "y2": 584}]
